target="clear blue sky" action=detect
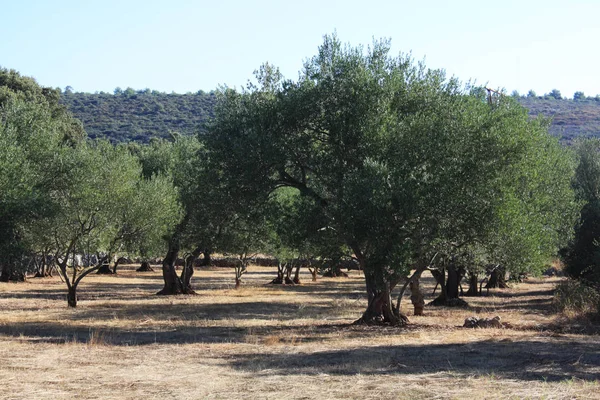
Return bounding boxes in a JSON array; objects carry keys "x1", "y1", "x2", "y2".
[{"x1": 2, "y1": 0, "x2": 599, "y2": 97}]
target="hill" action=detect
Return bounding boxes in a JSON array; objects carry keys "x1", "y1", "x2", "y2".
[
  {"x1": 61, "y1": 89, "x2": 600, "y2": 143},
  {"x1": 60, "y1": 89, "x2": 216, "y2": 142},
  {"x1": 519, "y1": 97, "x2": 600, "y2": 142}
]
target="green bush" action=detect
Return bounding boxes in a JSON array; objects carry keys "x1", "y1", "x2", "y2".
[{"x1": 553, "y1": 279, "x2": 600, "y2": 315}]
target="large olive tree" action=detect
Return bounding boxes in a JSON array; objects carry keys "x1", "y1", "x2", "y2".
[{"x1": 207, "y1": 35, "x2": 575, "y2": 325}]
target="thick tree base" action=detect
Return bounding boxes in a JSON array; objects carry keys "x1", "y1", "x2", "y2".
[
  {"x1": 96, "y1": 265, "x2": 114, "y2": 274},
  {"x1": 0, "y1": 272, "x2": 26, "y2": 282},
  {"x1": 429, "y1": 297, "x2": 469, "y2": 307},
  {"x1": 136, "y1": 262, "x2": 154, "y2": 272},
  {"x1": 269, "y1": 276, "x2": 295, "y2": 285}
]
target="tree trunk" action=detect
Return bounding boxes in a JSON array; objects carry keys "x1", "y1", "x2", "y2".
[
  {"x1": 409, "y1": 279, "x2": 425, "y2": 316},
  {"x1": 465, "y1": 272, "x2": 479, "y2": 296},
  {"x1": 112, "y1": 257, "x2": 125, "y2": 274},
  {"x1": 67, "y1": 285, "x2": 77, "y2": 307},
  {"x1": 355, "y1": 268, "x2": 408, "y2": 326},
  {"x1": 96, "y1": 263, "x2": 113, "y2": 274},
  {"x1": 199, "y1": 251, "x2": 212, "y2": 266},
  {"x1": 486, "y1": 266, "x2": 509, "y2": 289},
  {"x1": 293, "y1": 263, "x2": 301, "y2": 284},
  {"x1": 430, "y1": 268, "x2": 447, "y2": 302},
  {"x1": 180, "y1": 249, "x2": 200, "y2": 294},
  {"x1": 431, "y1": 266, "x2": 468, "y2": 307},
  {"x1": 157, "y1": 240, "x2": 184, "y2": 295},
  {"x1": 136, "y1": 261, "x2": 154, "y2": 272},
  {"x1": 446, "y1": 263, "x2": 460, "y2": 299},
  {"x1": 0, "y1": 265, "x2": 25, "y2": 282},
  {"x1": 34, "y1": 253, "x2": 50, "y2": 278},
  {"x1": 270, "y1": 262, "x2": 290, "y2": 284}
]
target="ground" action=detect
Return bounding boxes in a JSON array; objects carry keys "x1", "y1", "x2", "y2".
[{"x1": 0, "y1": 266, "x2": 598, "y2": 399}]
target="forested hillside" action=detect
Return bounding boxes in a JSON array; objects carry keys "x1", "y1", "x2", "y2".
[
  {"x1": 60, "y1": 89, "x2": 216, "y2": 142},
  {"x1": 520, "y1": 97, "x2": 600, "y2": 142},
  {"x1": 61, "y1": 88, "x2": 600, "y2": 143}
]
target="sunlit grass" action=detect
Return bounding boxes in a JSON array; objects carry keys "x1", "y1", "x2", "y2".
[{"x1": 0, "y1": 266, "x2": 598, "y2": 399}]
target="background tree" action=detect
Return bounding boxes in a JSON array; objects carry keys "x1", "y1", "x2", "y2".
[
  {"x1": 561, "y1": 139, "x2": 600, "y2": 286},
  {"x1": 27, "y1": 140, "x2": 180, "y2": 307},
  {"x1": 574, "y1": 91, "x2": 585, "y2": 101},
  {"x1": 548, "y1": 89, "x2": 563, "y2": 100},
  {"x1": 0, "y1": 69, "x2": 83, "y2": 281}
]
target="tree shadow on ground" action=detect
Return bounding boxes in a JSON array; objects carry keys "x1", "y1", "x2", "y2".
[
  {"x1": 0, "y1": 300, "x2": 338, "y2": 345},
  {"x1": 228, "y1": 336, "x2": 600, "y2": 382}
]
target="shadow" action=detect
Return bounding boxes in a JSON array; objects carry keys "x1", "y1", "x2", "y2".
[
  {"x1": 491, "y1": 289, "x2": 555, "y2": 298},
  {"x1": 0, "y1": 300, "x2": 335, "y2": 345},
  {"x1": 227, "y1": 336, "x2": 600, "y2": 382},
  {"x1": 0, "y1": 320, "x2": 250, "y2": 345}
]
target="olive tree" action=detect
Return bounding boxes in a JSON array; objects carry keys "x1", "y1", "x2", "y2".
[
  {"x1": 0, "y1": 69, "x2": 83, "y2": 281},
  {"x1": 561, "y1": 139, "x2": 600, "y2": 285},
  {"x1": 207, "y1": 34, "x2": 576, "y2": 325},
  {"x1": 26, "y1": 140, "x2": 180, "y2": 307}
]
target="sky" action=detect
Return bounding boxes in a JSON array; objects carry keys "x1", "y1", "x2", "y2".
[{"x1": 2, "y1": 0, "x2": 599, "y2": 97}]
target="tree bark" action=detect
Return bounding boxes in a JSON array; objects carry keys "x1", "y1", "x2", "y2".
[
  {"x1": 199, "y1": 251, "x2": 212, "y2": 266},
  {"x1": 180, "y1": 248, "x2": 201, "y2": 293},
  {"x1": 355, "y1": 265, "x2": 408, "y2": 325},
  {"x1": 67, "y1": 285, "x2": 77, "y2": 307},
  {"x1": 409, "y1": 279, "x2": 425, "y2": 316},
  {"x1": 430, "y1": 268, "x2": 447, "y2": 302},
  {"x1": 112, "y1": 257, "x2": 126, "y2": 274},
  {"x1": 157, "y1": 239, "x2": 184, "y2": 295},
  {"x1": 0, "y1": 265, "x2": 25, "y2": 282},
  {"x1": 486, "y1": 266, "x2": 509, "y2": 289},
  {"x1": 136, "y1": 261, "x2": 154, "y2": 272},
  {"x1": 465, "y1": 272, "x2": 479, "y2": 296},
  {"x1": 96, "y1": 263, "x2": 113, "y2": 274},
  {"x1": 293, "y1": 263, "x2": 301, "y2": 284},
  {"x1": 431, "y1": 265, "x2": 468, "y2": 307},
  {"x1": 446, "y1": 263, "x2": 460, "y2": 299}
]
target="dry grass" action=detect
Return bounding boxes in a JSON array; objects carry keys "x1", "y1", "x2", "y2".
[{"x1": 0, "y1": 265, "x2": 599, "y2": 399}]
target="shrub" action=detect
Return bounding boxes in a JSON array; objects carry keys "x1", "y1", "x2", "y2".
[{"x1": 553, "y1": 279, "x2": 600, "y2": 316}]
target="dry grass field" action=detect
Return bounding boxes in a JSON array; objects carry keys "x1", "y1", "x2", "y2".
[{"x1": 0, "y1": 265, "x2": 599, "y2": 399}]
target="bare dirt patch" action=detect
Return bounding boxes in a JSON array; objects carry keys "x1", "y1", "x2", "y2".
[{"x1": 0, "y1": 266, "x2": 598, "y2": 399}]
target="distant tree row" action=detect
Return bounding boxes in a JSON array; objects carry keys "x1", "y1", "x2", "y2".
[{"x1": 511, "y1": 88, "x2": 600, "y2": 102}]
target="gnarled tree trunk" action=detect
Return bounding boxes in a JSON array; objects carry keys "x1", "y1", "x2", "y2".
[
  {"x1": 431, "y1": 263, "x2": 468, "y2": 307},
  {"x1": 465, "y1": 272, "x2": 479, "y2": 296},
  {"x1": 157, "y1": 240, "x2": 185, "y2": 295},
  {"x1": 486, "y1": 266, "x2": 509, "y2": 289},
  {"x1": 355, "y1": 262, "x2": 408, "y2": 326},
  {"x1": 136, "y1": 261, "x2": 154, "y2": 272}
]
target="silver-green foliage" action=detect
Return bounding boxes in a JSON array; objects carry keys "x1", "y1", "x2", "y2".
[{"x1": 208, "y1": 34, "x2": 576, "y2": 319}]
